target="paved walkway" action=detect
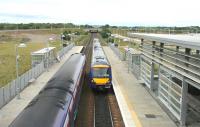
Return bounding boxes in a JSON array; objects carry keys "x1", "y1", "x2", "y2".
[
  {"x1": 0, "y1": 46, "x2": 82, "y2": 127},
  {"x1": 103, "y1": 47, "x2": 177, "y2": 127}
]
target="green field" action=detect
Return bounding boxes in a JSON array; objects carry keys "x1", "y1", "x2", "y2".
[
  {"x1": 0, "y1": 42, "x2": 46, "y2": 87},
  {"x1": 97, "y1": 34, "x2": 108, "y2": 46},
  {"x1": 75, "y1": 35, "x2": 90, "y2": 46},
  {"x1": 0, "y1": 29, "x2": 89, "y2": 88},
  {"x1": 112, "y1": 38, "x2": 140, "y2": 48},
  {"x1": 110, "y1": 28, "x2": 129, "y2": 36}
]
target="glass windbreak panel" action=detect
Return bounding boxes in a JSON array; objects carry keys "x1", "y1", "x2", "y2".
[
  {"x1": 170, "y1": 103, "x2": 181, "y2": 115},
  {"x1": 170, "y1": 89, "x2": 181, "y2": 101},
  {"x1": 171, "y1": 82, "x2": 182, "y2": 94},
  {"x1": 169, "y1": 95, "x2": 181, "y2": 108},
  {"x1": 32, "y1": 55, "x2": 43, "y2": 61},
  {"x1": 92, "y1": 67, "x2": 110, "y2": 78},
  {"x1": 159, "y1": 92, "x2": 168, "y2": 104}
]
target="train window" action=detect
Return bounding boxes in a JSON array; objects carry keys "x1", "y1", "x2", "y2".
[{"x1": 92, "y1": 68, "x2": 110, "y2": 78}]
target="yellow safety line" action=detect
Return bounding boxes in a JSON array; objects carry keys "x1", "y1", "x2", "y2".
[
  {"x1": 104, "y1": 47, "x2": 143, "y2": 127},
  {"x1": 123, "y1": 90, "x2": 143, "y2": 127},
  {"x1": 113, "y1": 69, "x2": 143, "y2": 127}
]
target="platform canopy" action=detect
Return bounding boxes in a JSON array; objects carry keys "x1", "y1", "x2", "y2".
[
  {"x1": 31, "y1": 47, "x2": 55, "y2": 55},
  {"x1": 31, "y1": 47, "x2": 56, "y2": 67},
  {"x1": 128, "y1": 33, "x2": 200, "y2": 50}
]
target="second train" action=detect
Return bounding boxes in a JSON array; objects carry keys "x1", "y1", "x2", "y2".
[{"x1": 89, "y1": 38, "x2": 112, "y2": 90}]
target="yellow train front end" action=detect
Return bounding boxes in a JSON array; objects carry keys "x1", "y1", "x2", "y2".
[{"x1": 89, "y1": 64, "x2": 112, "y2": 90}]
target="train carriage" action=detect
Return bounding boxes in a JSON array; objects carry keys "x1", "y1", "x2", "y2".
[
  {"x1": 89, "y1": 38, "x2": 112, "y2": 90},
  {"x1": 9, "y1": 53, "x2": 86, "y2": 127}
]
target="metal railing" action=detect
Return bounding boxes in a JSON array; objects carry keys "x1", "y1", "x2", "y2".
[
  {"x1": 109, "y1": 43, "x2": 124, "y2": 60},
  {"x1": 0, "y1": 43, "x2": 74, "y2": 109},
  {"x1": 58, "y1": 43, "x2": 74, "y2": 58},
  {"x1": 109, "y1": 44, "x2": 141, "y2": 79},
  {"x1": 0, "y1": 62, "x2": 44, "y2": 108}
]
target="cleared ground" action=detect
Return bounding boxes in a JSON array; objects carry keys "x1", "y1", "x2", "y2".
[{"x1": 0, "y1": 29, "x2": 88, "y2": 87}]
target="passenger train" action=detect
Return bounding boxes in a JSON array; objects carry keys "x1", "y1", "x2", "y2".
[
  {"x1": 9, "y1": 53, "x2": 86, "y2": 127},
  {"x1": 89, "y1": 38, "x2": 112, "y2": 90}
]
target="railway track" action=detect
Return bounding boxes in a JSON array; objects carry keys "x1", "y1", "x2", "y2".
[
  {"x1": 94, "y1": 92, "x2": 113, "y2": 127},
  {"x1": 94, "y1": 91, "x2": 125, "y2": 127},
  {"x1": 75, "y1": 33, "x2": 95, "y2": 127},
  {"x1": 75, "y1": 33, "x2": 124, "y2": 127},
  {"x1": 107, "y1": 92, "x2": 125, "y2": 127}
]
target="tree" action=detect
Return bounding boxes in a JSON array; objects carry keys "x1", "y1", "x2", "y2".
[
  {"x1": 108, "y1": 38, "x2": 114, "y2": 43},
  {"x1": 100, "y1": 27, "x2": 111, "y2": 38},
  {"x1": 63, "y1": 31, "x2": 71, "y2": 41},
  {"x1": 74, "y1": 31, "x2": 80, "y2": 35}
]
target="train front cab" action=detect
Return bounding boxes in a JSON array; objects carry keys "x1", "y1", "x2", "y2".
[{"x1": 89, "y1": 64, "x2": 112, "y2": 90}]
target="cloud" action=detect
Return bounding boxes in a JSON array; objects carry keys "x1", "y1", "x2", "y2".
[{"x1": 0, "y1": 0, "x2": 199, "y2": 26}]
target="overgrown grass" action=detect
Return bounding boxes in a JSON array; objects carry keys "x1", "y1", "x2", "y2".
[
  {"x1": 3, "y1": 28, "x2": 86, "y2": 35},
  {"x1": 110, "y1": 28, "x2": 129, "y2": 36},
  {"x1": 75, "y1": 35, "x2": 90, "y2": 46},
  {"x1": 0, "y1": 33, "x2": 90, "y2": 88},
  {"x1": 119, "y1": 47, "x2": 125, "y2": 54},
  {"x1": 0, "y1": 42, "x2": 46, "y2": 87},
  {"x1": 113, "y1": 38, "x2": 140, "y2": 49},
  {"x1": 97, "y1": 34, "x2": 108, "y2": 46}
]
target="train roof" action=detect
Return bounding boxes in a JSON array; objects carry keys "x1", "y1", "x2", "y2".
[
  {"x1": 10, "y1": 53, "x2": 85, "y2": 127},
  {"x1": 91, "y1": 38, "x2": 110, "y2": 66}
]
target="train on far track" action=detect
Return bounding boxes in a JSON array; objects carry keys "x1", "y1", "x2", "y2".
[
  {"x1": 9, "y1": 53, "x2": 86, "y2": 127},
  {"x1": 89, "y1": 38, "x2": 112, "y2": 90}
]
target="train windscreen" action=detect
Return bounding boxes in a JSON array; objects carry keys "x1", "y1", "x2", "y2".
[{"x1": 92, "y1": 68, "x2": 110, "y2": 78}]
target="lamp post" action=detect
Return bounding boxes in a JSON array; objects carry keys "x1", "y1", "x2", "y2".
[
  {"x1": 61, "y1": 34, "x2": 65, "y2": 49},
  {"x1": 71, "y1": 34, "x2": 73, "y2": 44},
  {"x1": 15, "y1": 43, "x2": 26, "y2": 99},
  {"x1": 61, "y1": 34, "x2": 65, "y2": 57},
  {"x1": 71, "y1": 33, "x2": 75, "y2": 45},
  {"x1": 46, "y1": 37, "x2": 53, "y2": 71}
]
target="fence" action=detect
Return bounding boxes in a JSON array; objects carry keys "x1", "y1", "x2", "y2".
[
  {"x1": 0, "y1": 43, "x2": 74, "y2": 109},
  {"x1": 109, "y1": 44, "x2": 141, "y2": 79},
  {"x1": 58, "y1": 43, "x2": 74, "y2": 59},
  {"x1": 109, "y1": 43, "x2": 124, "y2": 60},
  {"x1": 0, "y1": 62, "x2": 44, "y2": 108}
]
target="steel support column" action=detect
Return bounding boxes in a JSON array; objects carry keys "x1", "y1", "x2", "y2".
[
  {"x1": 150, "y1": 41, "x2": 156, "y2": 91},
  {"x1": 196, "y1": 50, "x2": 199, "y2": 55},
  {"x1": 160, "y1": 42, "x2": 164, "y2": 58},
  {"x1": 176, "y1": 46, "x2": 180, "y2": 52},
  {"x1": 141, "y1": 38, "x2": 144, "y2": 46},
  {"x1": 179, "y1": 48, "x2": 191, "y2": 126},
  {"x1": 180, "y1": 78, "x2": 188, "y2": 127},
  {"x1": 185, "y1": 48, "x2": 191, "y2": 59},
  {"x1": 185, "y1": 48, "x2": 191, "y2": 71},
  {"x1": 140, "y1": 39, "x2": 144, "y2": 80}
]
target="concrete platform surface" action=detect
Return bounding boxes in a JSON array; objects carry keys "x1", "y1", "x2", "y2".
[
  {"x1": 0, "y1": 46, "x2": 83, "y2": 127},
  {"x1": 103, "y1": 47, "x2": 177, "y2": 127}
]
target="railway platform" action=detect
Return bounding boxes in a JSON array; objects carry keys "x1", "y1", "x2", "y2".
[
  {"x1": 103, "y1": 47, "x2": 177, "y2": 127},
  {"x1": 0, "y1": 46, "x2": 83, "y2": 127}
]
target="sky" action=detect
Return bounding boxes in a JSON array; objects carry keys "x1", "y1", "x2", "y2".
[{"x1": 0, "y1": 0, "x2": 199, "y2": 26}]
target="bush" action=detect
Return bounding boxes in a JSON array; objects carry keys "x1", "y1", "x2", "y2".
[
  {"x1": 62, "y1": 31, "x2": 71, "y2": 41},
  {"x1": 108, "y1": 38, "x2": 114, "y2": 43},
  {"x1": 101, "y1": 28, "x2": 111, "y2": 38}
]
